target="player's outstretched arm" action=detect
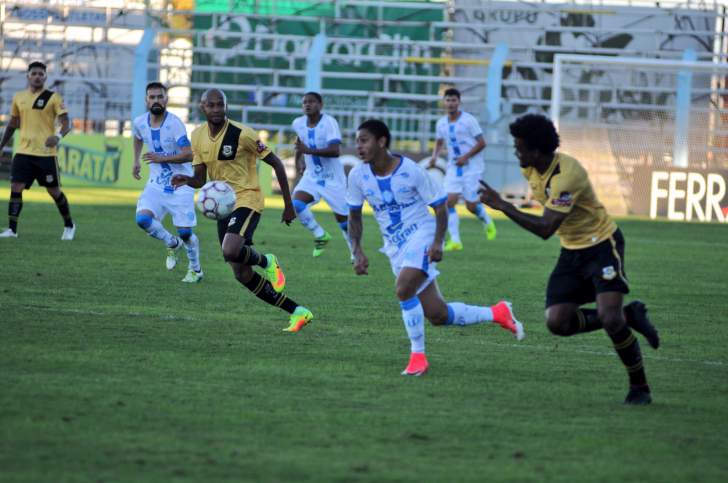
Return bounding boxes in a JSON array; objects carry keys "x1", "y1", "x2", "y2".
[
  {"x1": 0, "y1": 116, "x2": 19, "y2": 152},
  {"x1": 262, "y1": 152, "x2": 295, "y2": 225},
  {"x1": 479, "y1": 180, "x2": 566, "y2": 240},
  {"x1": 348, "y1": 208, "x2": 368, "y2": 275},
  {"x1": 172, "y1": 164, "x2": 206, "y2": 189}
]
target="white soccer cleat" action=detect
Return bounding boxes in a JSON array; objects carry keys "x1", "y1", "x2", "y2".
[
  {"x1": 165, "y1": 237, "x2": 183, "y2": 270},
  {"x1": 0, "y1": 228, "x2": 18, "y2": 238},
  {"x1": 61, "y1": 224, "x2": 76, "y2": 240},
  {"x1": 181, "y1": 269, "x2": 204, "y2": 283}
]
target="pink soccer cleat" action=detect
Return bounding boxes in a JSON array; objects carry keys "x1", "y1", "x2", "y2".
[
  {"x1": 401, "y1": 352, "x2": 429, "y2": 376},
  {"x1": 492, "y1": 301, "x2": 525, "y2": 341}
]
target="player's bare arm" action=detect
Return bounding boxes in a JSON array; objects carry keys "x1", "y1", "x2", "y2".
[
  {"x1": 45, "y1": 113, "x2": 70, "y2": 148},
  {"x1": 172, "y1": 163, "x2": 207, "y2": 189},
  {"x1": 0, "y1": 116, "x2": 19, "y2": 151},
  {"x1": 347, "y1": 208, "x2": 368, "y2": 275},
  {"x1": 429, "y1": 138, "x2": 443, "y2": 167},
  {"x1": 455, "y1": 134, "x2": 485, "y2": 167},
  {"x1": 479, "y1": 180, "x2": 566, "y2": 239},
  {"x1": 143, "y1": 145, "x2": 193, "y2": 165},
  {"x1": 132, "y1": 137, "x2": 144, "y2": 180},
  {"x1": 428, "y1": 202, "x2": 448, "y2": 262},
  {"x1": 294, "y1": 137, "x2": 340, "y2": 158},
  {"x1": 262, "y1": 152, "x2": 296, "y2": 225},
  {"x1": 294, "y1": 143, "x2": 306, "y2": 175}
]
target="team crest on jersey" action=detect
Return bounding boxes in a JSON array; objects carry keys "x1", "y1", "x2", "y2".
[
  {"x1": 255, "y1": 140, "x2": 267, "y2": 154},
  {"x1": 552, "y1": 191, "x2": 573, "y2": 207},
  {"x1": 602, "y1": 266, "x2": 617, "y2": 280},
  {"x1": 37, "y1": 99, "x2": 45, "y2": 107},
  {"x1": 228, "y1": 216, "x2": 237, "y2": 227},
  {"x1": 222, "y1": 145, "x2": 233, "y2": 157}
]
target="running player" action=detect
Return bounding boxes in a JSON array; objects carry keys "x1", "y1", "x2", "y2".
[
  {"x1": 479, "y1": 113, "x2": 659, "y2": 404},
  {"x1": 132, "y1": 82, "x2": 202, "y2": 283},
  {"x1": 291, "y1": 92, "x2": 352, "y2": 258},
  {"x1": 0, "y1": 61, "x2": 74, "y2": 239},
  {"x1": 429, "y1": 88, "x2": 496, "y2": 251},
  {"x1": 348, "y1": 119, "x2": 524, "y2": 376},
  {"x1": 172, "y1": 88, "x2": 313, "y2": 332}
]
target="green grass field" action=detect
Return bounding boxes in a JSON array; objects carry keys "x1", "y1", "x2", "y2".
[{"x1": 1, "y1": 188, "x2": 727, "y2": 482}]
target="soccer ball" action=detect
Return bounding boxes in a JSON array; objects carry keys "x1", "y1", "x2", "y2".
[{"x1": 195, "y1": 181, "x2": 236, "y2": 220}]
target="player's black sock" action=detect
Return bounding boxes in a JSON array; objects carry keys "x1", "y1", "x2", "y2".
[
  {"x1": 232, "y1": 245, "x2": 268, "y2": 267},
  {"x1": 608, "y1": 325, "x2": 647, "y2": 387},
  {"x1": 8, "y1": 191, "x2": 22, "y2": 233},
  {"x1": 572, "y1": 308, "x2": 602, "y2": 334},
  {"x1": 52, "y1": 192, "x2": 74, "y2": 227},
  {"x1": 242, "y1": 272, "x2": 297, "y2": 313}
]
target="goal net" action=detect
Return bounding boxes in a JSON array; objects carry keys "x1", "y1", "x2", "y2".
[{"x1": 550, "y1": 54, "x2": 728, "y2": 219}]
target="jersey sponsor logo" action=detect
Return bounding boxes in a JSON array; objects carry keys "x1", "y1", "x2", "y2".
[
  {"x1": 551, "y1": 191, "x2": 573, "y2": 207},
  {"x1": 602, "y1": 266, "x2": 617, "y2": 280},
  {"x1": 255, "y1": 140, "x2": 267, "y2": 154},
  {"x1": 228, "y1": 216, "x2": 237, "y2": 227}
]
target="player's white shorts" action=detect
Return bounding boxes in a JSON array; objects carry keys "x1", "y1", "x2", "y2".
[
  {"x1": 443, "y1": 167, "x2": 483, "y2": 203},
  {"x1": 293, "y1": 173, "x2": 348, "y2": 216},
  {"x1": 136, "y1": 186, "x2": 197, "y2": 227},
  {"x1": 384, "y1": 229, "x2": 440, "y2": 296}
]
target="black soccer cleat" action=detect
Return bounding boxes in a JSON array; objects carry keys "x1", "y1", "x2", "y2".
[
  {"x1": 624, "y1": 385, "x2": 652, "y2": 405},
  {"x1": 624, "y1": 301, "x2": 660, "y2": 350}
]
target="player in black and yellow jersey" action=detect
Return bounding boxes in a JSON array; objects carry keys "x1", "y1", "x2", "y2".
[
  {"x1": 0, "y1": 62, "x2": 75, "y2": 239},
  {"x1": 479, "y1": 114, "x2": 659, "y2": 405},
  {"x1": 172, "y1": 88, "x2": 313, "y2": 332}
]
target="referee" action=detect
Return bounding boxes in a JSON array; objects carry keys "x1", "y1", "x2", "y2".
[{"x1": 0, "y1": 61, "x2": 75, "y2": 239}]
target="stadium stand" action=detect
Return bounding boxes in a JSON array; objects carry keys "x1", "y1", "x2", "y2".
[{"x1": 2, "y1": 0, "x2": 727, "y2": 208}]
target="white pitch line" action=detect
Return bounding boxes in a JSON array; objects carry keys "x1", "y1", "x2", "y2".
[{"x1": 8, "y1": 305, "x2": 727, "y2": 368}]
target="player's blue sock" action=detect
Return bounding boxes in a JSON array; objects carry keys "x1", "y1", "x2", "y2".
[
  {"x1": 178, "y1": 228, "x2": 201, "y2": 272},
  {"x1": 474, "y1": 203, "x2": 492, "y2": 225},
  {"x1": 447, "y1": 207, "x2": 461, "y2": 243},
  {"x1": 400, "y1": 296, "x2": 425, "y2": 353},
  {"x1": 293, "y1": 199, "x2": 325, "y2": 238},
  {"x1": 445, "y1": 302, "x2": 493, "y2": 326},
  {"x1": 136, "y1": 213, "x2": 177, "y2": 247}
]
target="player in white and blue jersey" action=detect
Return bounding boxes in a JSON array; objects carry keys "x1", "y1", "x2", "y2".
[
  {"x1": 291, "y1": 92, "x2": 352, "y2": 258},
  {"x1": 131, "y1": 82, "x2": 202, "y2": 283},
  {"x1": 347, "y1": 120, "x2": 524, "y2": 377},
  {"x1": 429, "y1": 88, "x2": 496, "y2": 251}
]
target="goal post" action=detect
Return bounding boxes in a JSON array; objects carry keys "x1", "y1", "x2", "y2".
[{"x1": 549, "y1": 54, "x2": 728, "y2": 221}]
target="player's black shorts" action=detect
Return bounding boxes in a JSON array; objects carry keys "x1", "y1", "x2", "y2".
[
  {"x1": 216, "y1": 206, "x2": 261, "y2": 246},
  {"x1": 545, "y1": 228, "x2": 629, "y2": 307},
  {"x1": 10, "y1": 154, "x2": 61, "y2": 188}
]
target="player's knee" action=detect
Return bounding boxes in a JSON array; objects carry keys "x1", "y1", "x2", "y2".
[
  {"x1": 222, "y1": 245, "x2": 239, "y2": 263},
  {"x1": 292, "y1": 199, "x2": 308, "y2": 214},
  {"x1": 546, "y1": 316, "x2": 572, "y2": 336},
  {"x1": 599, "y1": 311, "x2": 624, "y2": 333},
  {"x1": 395, "y1": 284, "x2": 416, "y2": 302},
  {"x1": 177, "y1": 227, "x2": 193, "y2": 242},
  {"x1": 233, "y1": 265, "x2": 253, "y2": 283},
  {"x1": 135, "y1": 213, "x2": 153, "y2": 230},
  {"x1": 465, "y1": 201, "x2": 478, "y2": 212}
]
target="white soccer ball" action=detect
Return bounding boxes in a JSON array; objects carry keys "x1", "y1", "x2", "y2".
[{"x1": 195, "y1": 181, "x2": 237, "y2": 220}]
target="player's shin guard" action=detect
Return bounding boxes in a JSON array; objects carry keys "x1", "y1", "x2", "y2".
[
  {"x1": 243, "y1": 272, "x2": 298, "y2": 313},
  {"x1": 447, "y1": 207, "x2": 461, "y2": 244},
  {"x1": 444, "y1": 302, "x2": 493, "y2": 326},
  {"x1": 52, "y1": 192, "x2": 74, "y2": 228},
  {"x1": 8, "y1": 191, "x2": 22, "y2": 233},
  {"x1": 293, "y1": 199, "x2": 325, "y2": 238},
  {"x1": 474, "y1": 203, "x2": 492, "y2": 225},
  {"x1": 178, "y1": 229, "x2": 201, "y2": 272},
  {"x1": 136, "y1": 214, "x2": 177, "y2": 247},
  {"x1": 400, "y1": 297, "x2": 425, "y2": 353},
  {"x1": 609, "y1": 326, "x2": 648, "y2": 387}
]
